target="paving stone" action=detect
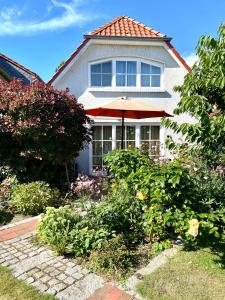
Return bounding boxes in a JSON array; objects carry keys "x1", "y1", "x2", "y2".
[
  {"x1": 57, "y1": 273, "x2": 67, "y2": 281},
  {"x1": 72, "y1": 272, "x2": 83, "y2": 280},
  {"x1": 64, "y1": 276, "x2": 75, "y2": 285},
  {"x1": 48, "y1": 278, "x2": 60, "y2": 286},
  {"x1": 32, "y1": 282, "x2": 48, "y2": 293},
  {"x1": 40, "y1": 275, "x2": 52, "y2": 283},
  {"x1": 53, "y1": 282, "x2": 67, "y2": 293},
  {"x1": 51, "y1": 269, "x2": 61, "y2": 276},
  {"x1": 45, "y1": 288, "x2": 57, "y2": 296},
  {"x1": 26, "y1": 277, "x2": 35, "y2": 284}
]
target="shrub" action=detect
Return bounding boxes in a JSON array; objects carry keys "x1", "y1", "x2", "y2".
[
  {"x1": 104, "y1": 148, "x2": 151, "y2": 179},
  {"x1": 69, "y1": 174, "x2": 106, "y2": 200},
  {"x1": 87, "y1": 188, "x2": 145, "y2": 243},
  {"x1": 88, "y1": 235, "x2": 134, "y2": 280},
  {"x1": 9, "y1": 181, "x2": 60, "y2": 215},
  {"x1": 0, "y1": 175, "x2": 18, "y2": 207},
  {"x1": 69, "y1": 226, "x2": 112, "y2": 257},
  {"x1": 0, "y1": 79, "x2": 92, "y2": 185},
  {"x1": 38, "y1": 206, "x2": 80, "y2": 254}
]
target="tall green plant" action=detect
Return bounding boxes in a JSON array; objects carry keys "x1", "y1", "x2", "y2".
[{"x1": 162, "y1": 24, "x2": 225, "y2": 157}]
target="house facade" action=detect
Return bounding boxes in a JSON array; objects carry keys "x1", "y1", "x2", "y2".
[
  {"x1": 49, "y1": 16, "x2": 191, "y2": 175},
  {"x1": 0, "y1": 53, "x2": 42, "y2": 84}
]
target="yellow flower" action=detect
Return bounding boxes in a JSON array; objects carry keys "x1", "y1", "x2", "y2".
[
  {"x1": 137, "y1": 191, "x2": 148, "y2": 201},
  {"x1": 188, "y1": 218, "x2": 199, "y2": 237}
]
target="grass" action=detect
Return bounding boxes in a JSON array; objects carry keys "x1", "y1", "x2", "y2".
[
  {"x1": 136, "y1": 241, "x2": 225, "y2": 300},
  {"x1": 0, "y1": 266, "x2": 55, "y2": 300}
]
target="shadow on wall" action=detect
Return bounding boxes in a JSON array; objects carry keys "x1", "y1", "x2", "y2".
[{"x1": 90, "y1": 91, "x2": 172, "y2": 99}]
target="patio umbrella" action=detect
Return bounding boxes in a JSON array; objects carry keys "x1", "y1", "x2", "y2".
[{"x1": 85, "y1": 97, "x2": 172, "y2": 149}]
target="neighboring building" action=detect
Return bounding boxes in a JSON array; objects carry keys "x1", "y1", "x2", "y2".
[
  {"x1": 49, "y1": 16, "x2": 191, "y2": 175},
  {"x1": 0, "y1": 53, "x2": 42, "y2": 84}
]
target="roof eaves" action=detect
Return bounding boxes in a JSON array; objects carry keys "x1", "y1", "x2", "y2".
[
  {"x1": 84, "y1": 35, "x2": 172, "y2": 42},
  {"x1": 48, "y1": 38, "x2": 90, "y2": 85}
]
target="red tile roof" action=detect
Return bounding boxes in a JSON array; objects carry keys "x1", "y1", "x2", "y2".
[
  {"x1": 48, "y1": 16, "x2": 190, "y2": 84},
  {"x1": 89, "y1": 16, "x2": 166, "y2": 38}
]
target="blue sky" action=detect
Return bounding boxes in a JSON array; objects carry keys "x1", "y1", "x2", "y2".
[{"x1": 0, "y1": 0, "x2": 224, "y2": 82}]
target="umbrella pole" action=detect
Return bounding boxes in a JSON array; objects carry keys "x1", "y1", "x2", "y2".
[{"x1": 121, "y1": 110, "x2": 125, "y2": 149}]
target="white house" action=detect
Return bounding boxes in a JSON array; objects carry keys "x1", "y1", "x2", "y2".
[{"x1": 49, "y1": 16, "x2": 191, "y2": 175}]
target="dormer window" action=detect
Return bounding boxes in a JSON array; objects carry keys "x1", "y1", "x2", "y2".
[
  {"x1": 116, "y1": 61, "x2": 137, "y2": 87},
  {"x1": 89, "y1": 58, "x2": 163, "y2": 90},
  {"x1": 91, "y1": 61, "x2": 112, "y2": 87},
  {"x1": 141, "y1": 63, "x2": 161, "y2": 87}
]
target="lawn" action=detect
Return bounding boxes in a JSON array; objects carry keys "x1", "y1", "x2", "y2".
[
  {"x1": 136, "y1": 241, "x2": 225, "y2": 300},
  {"x1": 0, "y1": 266, "x2": 55, "y2": 300}
]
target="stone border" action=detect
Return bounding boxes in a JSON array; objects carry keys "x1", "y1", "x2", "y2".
[
  {"x1": 0, "y1": 215, "x2": 41, "y2": 231},
  {"x1": 122, "y1": 246, "x2": 179, "y2": 300}
]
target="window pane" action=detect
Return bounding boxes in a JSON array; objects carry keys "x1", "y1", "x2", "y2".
[
  {"x1": 102, "y1": 61, "x2": 112, "y2": 73},
  {"x1": 127, "y1": 75, "x2": 136, "y2": 87},
  {"x1": 127, "y1": 126, "x2": 135, "y2": 140},
  {"x1": 91, "y1": 74, "x2": 101, "y2": 86},
  {"x1": 151, "y1": 126, "x2": 160, "y2": 140},
  {"x1": 149, "y1": 141, "x2": 160, "y2": 156},
  {"x1": 141, "y1": 126, "x2": 149, "y2": 140},
  {"x1": 141, "y1": 63, "x2": 151, "y2": 74},
  {"x1": 116, "y1": 126, "x2": 122, "y2": 140},
  {"x1": 116, "y1": 74, "x2": 126, "y2": 86},
  {"x1": 93, "y1": 141, "x2": 102, "y2": 155},
  {"x1": 103, "y1": 141, "x2": 112, "y2": 154},
  {"x1": 103, "y1": 126, "x2": 112, "y2": 140},
  {"x1": 151, "y1": 75, "x2": 160, "y2": 87},
  {"x1": 127, "y1": 61, "x2": 137, "y2": 74},
  {"x1": 93, "y1": 156, "x2": 102, "y2": 167},
  {"x1": 126, "y1": 141, "x2": 135, "y2": 149},
  {"x1": 141, "y1": 75, "x2": 150, "y2": 87},
  {"x1": 93, "y1": 126, "x2": 101, "y2": 140},
  {"x1": 91, "y1": 63, "x2": 101, "y2": 73},
  {"x1": 116, "y1": 61, "x2": 126, "y2": 73},
  {"x1": 151, "y1": 66, "x2": 161, "y2": 74},
  {"x1": 102, "y1": 74, "x2": 112, "y2": 86}
]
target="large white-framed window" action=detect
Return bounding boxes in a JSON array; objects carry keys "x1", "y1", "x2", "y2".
[
  {"x1": 90, "y1": 124, "x2": 162, "y2": 173},
  {"x1": 89, "y1": 58, "x2": 164, "y2": 91},
  {"x1": 90, "y1": 61, "x2": 112, "y2": 87},
  {"x1": 116, "y1": 61, "x2": 137, "y2": 87}
]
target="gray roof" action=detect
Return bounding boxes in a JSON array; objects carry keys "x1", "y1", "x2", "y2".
[{"x1": 0, "y1": 53, "x2": 42, "y2": 84}]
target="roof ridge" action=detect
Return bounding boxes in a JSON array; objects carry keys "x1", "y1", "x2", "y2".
[
  {"x1": 90, "y1": 16, "x2": 124, "y2": 35},
  {"x1": 89, "y1": 15, "x2": 166, "y2": 38},
  {"x1": 0, "y1": 53, "x2": 43, "y2": 81}
]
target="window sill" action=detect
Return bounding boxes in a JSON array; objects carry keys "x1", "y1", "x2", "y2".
[{"x1": 87, "y1": 87, "x2": 166, "y2": 93}]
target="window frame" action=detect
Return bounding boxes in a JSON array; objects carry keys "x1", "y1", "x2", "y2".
[
  {"x1": 89, "y1": 123, "x2": 164, "y2": 174},
  {"x1": 88, "y1": 57, "x2": 165, "y2": 92}
]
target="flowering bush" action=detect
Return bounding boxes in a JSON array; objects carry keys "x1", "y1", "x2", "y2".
[
  {"x1": 0, "y1": 176, "x2": 18, "y2": 207},
  {"x1": 70, "y1": 174, "x2": 104, "y2": 199}
]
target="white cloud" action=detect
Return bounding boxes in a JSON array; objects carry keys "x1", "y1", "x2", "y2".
[
  {"x1": 0, "y1": 0, "x2": 92, "y2": 35},
  {"x1": 184, "y1": 53, "x2": 198, "y2": 67}
]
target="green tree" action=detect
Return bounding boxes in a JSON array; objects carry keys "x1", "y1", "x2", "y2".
[{"x1": 163, "y1": 24, "x2": 225, "y2": 158}]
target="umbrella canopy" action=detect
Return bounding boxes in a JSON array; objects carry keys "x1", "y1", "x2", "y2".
[
  {"x1": 85, "y1": 97, "x2": 172, "y2": 149},
  {"x1": 85, "y1": 97, "x2": 172, "y2": 119}
]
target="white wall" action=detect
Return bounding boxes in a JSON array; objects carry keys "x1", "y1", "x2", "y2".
[{"x1": 53, "y1": 39, "x2": 191, "y2": 173}]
